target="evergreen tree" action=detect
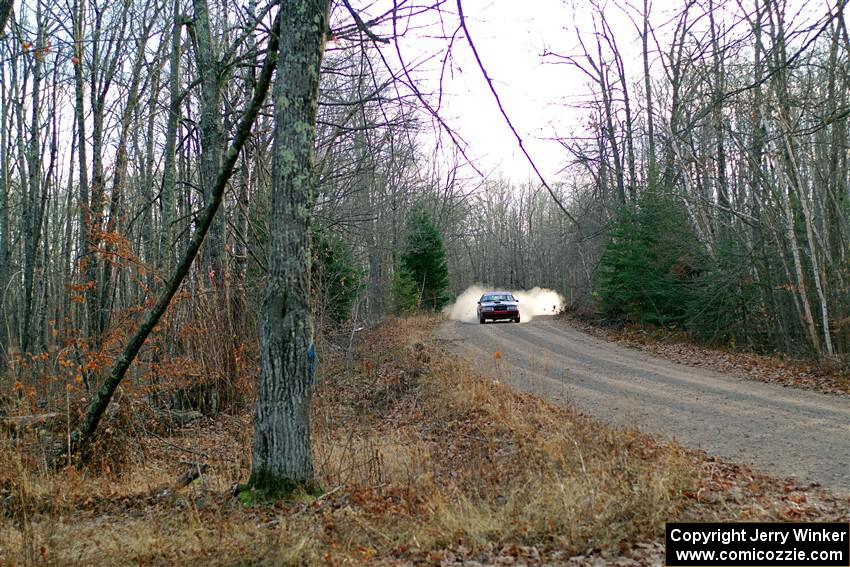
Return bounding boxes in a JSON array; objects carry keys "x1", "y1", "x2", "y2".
[
  {"x1": 394, "y1": 206, "x2": 450, "y2": 312},
  {"x1": 596, "y1": 191, "x2": 703, "y2": 326},
  {"x1": 391, "y1": 262, "x2": 419, "y2": 314},
  {"x1": 311, "y1": 227, "x2": 362, "y2": 325}
]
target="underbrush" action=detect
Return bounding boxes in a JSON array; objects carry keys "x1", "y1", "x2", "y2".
[{"x1": 2, "y1": 315, "x2": 847, "y2": 565}]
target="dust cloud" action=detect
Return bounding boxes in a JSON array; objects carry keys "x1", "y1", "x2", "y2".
[{"x1": 443, "y1": 285, "x2": 565, "y2": 324}]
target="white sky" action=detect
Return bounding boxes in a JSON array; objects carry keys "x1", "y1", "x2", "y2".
[
  {"x1": 434, "y1": 2, "x2": 576, "y2": 180},
  {"x1": 367, "y1": 0, "x2": 830, "y2": 184},
  {"x1": 388, "y1": 0, "x2": 648, "y2": 182}
]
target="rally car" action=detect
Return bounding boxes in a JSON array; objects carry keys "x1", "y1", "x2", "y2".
[{"x1": 477, "y1": 291, "x2": 520, "y2": 324}]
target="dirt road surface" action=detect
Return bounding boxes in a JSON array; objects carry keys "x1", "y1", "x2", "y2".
[{"x1": 438, "y1": 316, "x2": 850, "y2": 494}]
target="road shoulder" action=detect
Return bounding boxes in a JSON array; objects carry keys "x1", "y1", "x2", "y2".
[{"x1": 560, "y1": 314, "x2": 850, "y2": 397}]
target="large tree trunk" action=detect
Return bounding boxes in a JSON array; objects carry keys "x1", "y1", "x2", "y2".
[{"x1": 249, "y1": 0, "x2": 329, "y2": 492}]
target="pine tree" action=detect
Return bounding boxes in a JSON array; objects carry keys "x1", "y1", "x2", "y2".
[
  {"x1": 312, "y1": 227, "x2": 362, "y2": 326},
  {"x1": 395, "y1": 206, "x2": 450, "y2": 312},
  {"x1": 391, "y1": 262, "x2": 419, "y2": 314},
  {"x1": 596, "y1": 191, "x2": 702, "y2": 326}
]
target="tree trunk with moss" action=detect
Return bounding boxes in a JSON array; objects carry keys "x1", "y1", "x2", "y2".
[{"x1": 249, "y1": 0, "x2": 329, "y2": 493}]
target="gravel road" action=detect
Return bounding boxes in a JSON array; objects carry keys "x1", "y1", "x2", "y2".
[{"x1": 438, "y1": 316, "x2": 850, "y2": 494}]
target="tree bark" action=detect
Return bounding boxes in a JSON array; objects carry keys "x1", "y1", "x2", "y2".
[
  {"x1": 21, "y1": 7, "x2": 45, "y2": 356},
  {"x1": 192, "y1": 0, "x2": 226, "y2": 284},
  {"x1": 72, "y1": 0, "x2": 90, "y2": 307},
  {"x1": 0, "y1": 0, "x2": 12, "y2": 39},
  {"x1": 159, "y1": 0, "x2": 182, "y2": 273},
  {"x1": 249, "y1": 0, "x2": 330, "y2": 492},
  {"x1": 0, "y1": 42, "x2": 10, "y2": 370}
]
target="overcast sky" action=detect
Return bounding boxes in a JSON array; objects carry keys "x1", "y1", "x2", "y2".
[
  {"x1": 364, "y1": 0, "x2": 829, "y2": 184},
  {"x1": 387, "y1": 0, "x2": 650, "y2": 183}
]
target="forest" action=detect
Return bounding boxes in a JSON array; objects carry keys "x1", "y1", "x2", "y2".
[{"x1": 1, "y1": 0, "x2": 849, "y2": 564}]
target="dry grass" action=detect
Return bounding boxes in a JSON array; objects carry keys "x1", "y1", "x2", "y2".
[
  {"x1": 2, "y1": 315, "x2": 847, "y2": 566},
  {"x1": 343, "y1": 347, "x2": 694, "y2": 554}
]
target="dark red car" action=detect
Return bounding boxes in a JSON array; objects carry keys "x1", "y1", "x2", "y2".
[{"x1": 477, "y1": 291, "x2": 520, "y2": 324}]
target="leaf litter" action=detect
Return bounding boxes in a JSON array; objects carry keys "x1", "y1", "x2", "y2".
[{"x1": 1, "y1": 315, "x2": 847, "y2": 566}]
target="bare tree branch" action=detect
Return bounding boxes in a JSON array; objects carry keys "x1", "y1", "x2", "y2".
[{"x1": 455, "y1": 0, "x2": 580, "y2": 228}]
